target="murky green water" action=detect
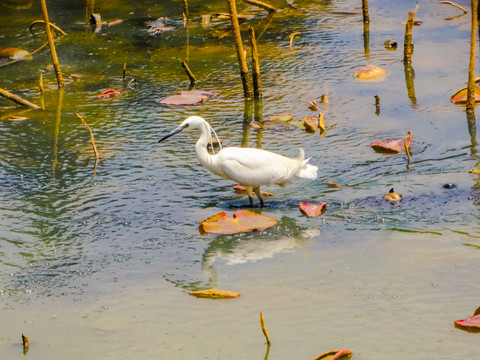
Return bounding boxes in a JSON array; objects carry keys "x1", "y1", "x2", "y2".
[{"x1": 1, "y1": 0, "x2": 480, "y2": 359}]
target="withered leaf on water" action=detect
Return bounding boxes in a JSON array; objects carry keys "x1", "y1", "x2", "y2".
[
  {"x1": 312, "y1": 348, "x2": 353, "y2": 360},
  {"x1": 95, "y1": 89, "x2": 122, "y2": 99},
  {"x1": 299, "y1": 202, "x2": 327, "y2": 217},
  {"x1": 384, "y1": 188, "x2": 402, "y2": 202},
  {"x1": 199, "y1": 210, "x2": 277, "y2": 235},
  {"x1": 189, "y1": 289, "x2": 240, "y2": 299},
  {"x1": 354, "y1": 65, "x2": 387, "y2": 81},
  {"x1": 454, "y1": 306, "x2": 480, "y2": 333},
  {"x1": 450, "y1": 86, "x2": 480, "y2": 104},
  {"x1": 0, "y1": 47, "x2": 32, "y2": 61},
  {"x1": 371, "y1": 131, "x2": 412, "y2": 154}
]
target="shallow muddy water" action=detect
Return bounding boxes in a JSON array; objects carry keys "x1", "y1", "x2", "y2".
[{"x1": 1, "y1": 0, "x2": 480, "y2": 359}]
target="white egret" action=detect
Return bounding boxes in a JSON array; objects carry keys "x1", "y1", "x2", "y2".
[{"x1": 158, "y1": 116, "x2": 318, "y2": 207}]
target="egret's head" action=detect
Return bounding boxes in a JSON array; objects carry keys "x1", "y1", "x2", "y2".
[{"x1": 158, "y1": 116, "x2": 206, "y2": 143}]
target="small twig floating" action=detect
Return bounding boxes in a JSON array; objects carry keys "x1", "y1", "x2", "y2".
[
  {"x1": 0, "y1": 87, "x2": 41, "y2": 109},
  {"x1": 241, "y1": 0, "x2": 277, "y2": 13},
  {"x1": 289, "y1": 32, "x2": 301, "y2": 50},
  {"x1": 28, "y1": 19, "x2": 67, "y2": 36},
  {"x1": 439, "y1": 1, "x2": 468, "y2": 17},
  {"x1": 259, "y1": 312, "x2": 271, "y2": 345},
  {"x1": 76, "y1": 113, "x2": 100, "y2": 159}
]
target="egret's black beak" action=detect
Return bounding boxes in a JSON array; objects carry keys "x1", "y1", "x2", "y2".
[{"x1": 158, "y1": 127, "x2": 184, "y2": 143}]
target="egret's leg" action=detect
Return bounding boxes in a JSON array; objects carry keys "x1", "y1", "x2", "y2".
[
  {"x1": 245, "y1": 186, "x2": 255, "y2": 207},
  {"x1": 253, "y1": 186, "x2": 264, "y2": 208}
]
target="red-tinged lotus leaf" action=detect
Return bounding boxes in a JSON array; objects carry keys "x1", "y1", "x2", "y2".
[
  {"x1": 312, "y1": 348, "x2": 353, "y2": 360},
  {"x1": 95, "y1": 89, "x2": 122, "y2": 99},
  {"x1": 158, "y1": 94, "x2": 205, "y2": 106},
  {"x1": 299, "y1": 202, "x2": 327, "y2": 217},
  {"x1": 0, "y1": 47, "x2": 32, "y2": 60},
  {"x1": 455, "y1": 306, "x2": 480, "y2": 332},
  {"x1": 450, "y1": 86, "x2": 480, "y2": 104},
  {"x1": 199, "y1": 210, "x2": 277, "y2": 235},
  {"x1": 371, "y1": 132, "x2": 412, "y2": 154},
  {"x1": 303, "y1": 116, "x2": 319, "y2": 132},
  {"x1": 177, "y1": 90, "x2": 214, "y2": 99},
  {"x1": 189, "y1": 289, "x2": 240, "y2": 299},
  {"x1": 233, "y1": 185, "x2": 273, "y2": 197},
  {"x1": 354, "y1": 65, "x2": 387, "y2": 80}
]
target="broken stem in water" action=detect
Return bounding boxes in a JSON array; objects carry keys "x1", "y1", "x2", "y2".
[
  {"x1": 0, "y1": 87, "x2": 41, "y2": 109},
  {"x1": 182, "y1": 60, "x2": 197, "y2": 87},
  {"x1": 76, "y1": 113, "x2": 100, "y2": 159},
  {"x1": 260, "y1": 312, "x2": 271, "y2": 345}
]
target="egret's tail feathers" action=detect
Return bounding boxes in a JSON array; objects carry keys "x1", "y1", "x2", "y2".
[
  {"x1": 298, "y1": 162, "x2": 318, "y2": 179},
  {"x1": 296, "y1": 148, "x2": 317, "y2": 179}
]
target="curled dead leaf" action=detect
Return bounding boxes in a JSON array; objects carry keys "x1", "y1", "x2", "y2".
[
  {"x1": 450, "y1": 86, "x2": 480, "y2": 104},
  {"x1": 469, "y1": 169, "x2": 480, "y2": 174},
  {"x1": 299, "y1": 202, "x2": 327, "y2": 217},
  {"x1": 189, "y1": 289, "x2": 240, "y2": 299},
  {"x1": 371, "y1": 132, "x2": 412, "y2": 154},
  {"x1": 0, "y1": 47, "x2": 32, "y2": 61},
  {"x1": 199, "y1": 210, "x2": 277, "y2": 234},
  {"x1": 324, "y1": 182, "x2": 340, "y2": 188},
  {"x1": 95, "y1": 89, "x2": 122, "y2": 99},
  {"x1": 354, "y1": 65, "x2": 387, "y2": 81},
  {"x1": 303, "y1": 116, "x2": 319, "y2": 132},
  {"x1": 455, "y1": 306, "x2": 480, "y2": 332},
  {"x1": 312, "y1": 348, "x2": 353, "y2": 360},
  {"x1": 384, "y1": 188, "x2": 402, "y2": 202}
]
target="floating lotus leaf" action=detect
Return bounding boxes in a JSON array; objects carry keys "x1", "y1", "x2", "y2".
[
  {"x1": 454, "y1": 306, "x2": 480, "y2": 332},
  {"x1": 371, "y1": 131, "x2": 412, "y2": 154},
  {"x1": 95, "y1": 89, "x2": 122, "y2": 99},
  {"x1": 354, "y1": 65, "x2": 387, "y2": 80},
  {"x1": 199, "y1": 210, "x2": 277, "y2": 234},
  {"x1": 158, "y1": 90, "x2": 214, "y2": 106},
  {"x1": 299, "y1": 202, "x2": 327, "y2": 217},
  {"x1": 450, "y1": 86, "x2": 480, "y2": 104},
  {"x1": 312, "y1": 348, "x2": 353, "y2": 360},
  {"x1": 189, "y1": 289, "x2": 240, "y2": 299}
]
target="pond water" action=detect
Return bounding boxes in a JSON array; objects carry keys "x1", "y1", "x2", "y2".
[{"x1": 1, "y1": 0, "x2": 480, "y2": 359}]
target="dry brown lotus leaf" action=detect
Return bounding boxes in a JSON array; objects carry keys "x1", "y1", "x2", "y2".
[
  {"x1": 371, "y1": 131, "x2": 412, "y2": 154},
  {"x1": 199, "y1": 210, "x2": 277, "y2": 234},
  {"x1": 354, "y1": 65, "x2": 387, "y2": 81},
  {"x1": 189, "y1": 289, "x2": 240, "y2": 299},
  {"x1": 303, "y1": 116, "x2": 319, "y2": 132},
  {"x1": 0, "y1": 47, "x2": 32, "y2": 60}
]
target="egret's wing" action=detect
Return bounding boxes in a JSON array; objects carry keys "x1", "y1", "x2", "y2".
[{"x1": 215, "y1": 147, "x2": 300, "y2": 186}]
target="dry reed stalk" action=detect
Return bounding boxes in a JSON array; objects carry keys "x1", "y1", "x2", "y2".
[
  {"x1": 249, "y1": 27, "x2": 262, "y2": 98},
  {"x1": 0, "y1": 88, "x2": 41, "y2": 109},
  {"x1": 466, "y1": 0, "x2": 477, "y2": 111},
  {"x1": 76, "y1": 113, "x2": 100, "y2": 159},
  {"x1": 227, "y1": 0, "x2": 253, "y2": 99},
  {"x1": 259, "y1": 312, "x2": 271, "y2": 345},
  {"x1": 40, "y1": 0, "x2": 64, "y2": 87}
]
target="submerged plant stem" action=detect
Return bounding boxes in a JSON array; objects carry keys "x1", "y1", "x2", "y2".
[
  {"x1": 0, "y1": 88, "x2": 41, "y2": 109},
  {"x1": 77, "y1": 113, "x2": 100, "y2": 159}
]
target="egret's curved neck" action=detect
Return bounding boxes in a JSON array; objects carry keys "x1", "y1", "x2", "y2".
[{"x1": 194, "y1": 120, "x2": 213, "y2": 167}]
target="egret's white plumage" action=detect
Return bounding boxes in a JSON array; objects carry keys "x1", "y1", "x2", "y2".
[{"x1": 158, "y1": 116, "x2": 318, "y2": 206}]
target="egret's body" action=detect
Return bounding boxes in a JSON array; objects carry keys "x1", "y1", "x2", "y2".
[{"x1": 159, "y1": 116, "x2": 318, "y2": 206}]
